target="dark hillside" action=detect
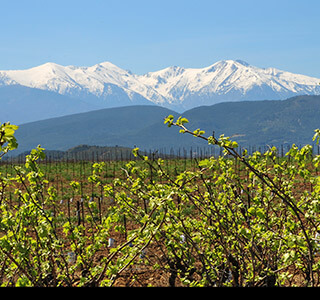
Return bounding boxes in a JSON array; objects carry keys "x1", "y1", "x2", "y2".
[
  {"x1": 12, "y1": 95, "x2": 320, "y2": 155},
  {"x1": 14, "y1": 105, "x2": 179, "y2": 154}
]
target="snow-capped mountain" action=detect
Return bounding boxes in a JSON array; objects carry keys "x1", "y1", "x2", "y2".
[
  {"x1": 1, "y1": 59, "x2": 320, "y2": 112},
  {"x1": 0, "y1": 62, "x2": 165, "y2": 107},
  {"x1": 139, "y1": 60, "x2": 320, "y2": 110}
]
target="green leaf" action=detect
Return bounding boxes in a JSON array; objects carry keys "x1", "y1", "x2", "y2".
[
  {"x1": 132, "y1": 147, "x2": 140, "y2": 157},
  {"x1": 164, "y1": 115, "x2": 174, "y2": 127},
  {"x1": 313, "y1": 129, "x2": 320, "y2": 145},
  {"x1": 180, "y1": 117, "x2": 189, "y2": 125}
]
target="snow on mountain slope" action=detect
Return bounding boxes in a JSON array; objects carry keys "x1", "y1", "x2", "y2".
[
  {"x1": 0, "y1": 62, "x2": 164, "y2": 103},
  {"x1": 138, "y1": 60, "x2": 320, "y2": 109},
  {"x1": 1, "y1": 59, "x2": 320, "y2": 111}
]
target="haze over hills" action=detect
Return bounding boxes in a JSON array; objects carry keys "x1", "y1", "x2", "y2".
[
  {"x1": 0, "y1": 85, "x2": 103, "y2": 124},
  {"x1": 11, "y1": 95, "x2": 320, "y2": 156},
  {"x1": 1, "y1": 60, "x2": 320, "y2": 124}
]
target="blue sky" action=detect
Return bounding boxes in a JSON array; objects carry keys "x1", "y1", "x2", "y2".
[{"x1": 0, "y1": 0, "x2": 319, "y2": 77}]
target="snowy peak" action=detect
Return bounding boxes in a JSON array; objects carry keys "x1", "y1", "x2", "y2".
[
  {"x1": 235, "y1": 59, "x2": 250, "y2": 67},
  {"x1": 0, "y1": 59, "x2": 319, "y2": 111},
  {"x1": 144, "y1": 65, "x2": 186, "y2": 79},
  {"x1": 139, "y1": 59, "x2": 319, "y2": 100}
]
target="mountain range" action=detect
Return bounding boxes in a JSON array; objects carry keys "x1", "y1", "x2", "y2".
[
  {"x1": 1, "y1": 59, "x2": 320, "y2": 124},
  {"x1": 10, "y1": 95, "x2": 320, "y2": 156}
]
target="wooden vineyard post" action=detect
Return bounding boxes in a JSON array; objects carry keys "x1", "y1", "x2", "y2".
[
  {"x1": 123, "y1": 214, "x2": 127, "y2": 240},
  {"x1": 99, "y1": 184, "x2": 103, "y2": 224},
  {"x1": 76, "y1": 200, "x2": 81, "y2": 226},
  {"x1": 67, "y1": 196, "x2": 71, "y2": 224},
  {"x1": 81, "y1": 198, "x2": 85, "y2": 226}
]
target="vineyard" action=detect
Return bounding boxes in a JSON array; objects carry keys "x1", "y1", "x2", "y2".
[{"x1": 1, "y1": 120, "x2": 320, "y2": 286}]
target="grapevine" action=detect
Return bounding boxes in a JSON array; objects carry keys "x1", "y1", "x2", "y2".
[{"x1": 1, "y1": 119, "x2": 320, "y2": 286}]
